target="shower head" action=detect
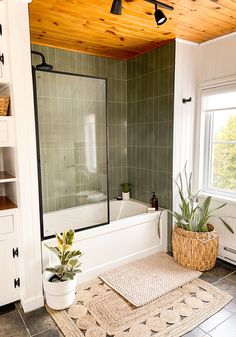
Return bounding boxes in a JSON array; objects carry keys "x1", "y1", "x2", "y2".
[
  {"x1": 31, "y1": 51, "x2": 53, "y2": 71},
  {"x1": 36, "y1": 62, "x2": 53, "y2": 71}
]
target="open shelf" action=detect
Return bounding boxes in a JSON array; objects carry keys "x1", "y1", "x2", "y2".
[
  {"x1": 0, "y1": 171, "x2": 16, "y2": 183},
  {"x1": 0, "y1": 83, "x2": 9, "y2": 91},
  {"x1": 0, "y1": 196, "x2": 17, "y2": 211}
]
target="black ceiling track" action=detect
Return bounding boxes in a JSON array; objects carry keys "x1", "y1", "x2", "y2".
[{"x1": 144, "y1": 0, "x2": 174, "y2": 11}]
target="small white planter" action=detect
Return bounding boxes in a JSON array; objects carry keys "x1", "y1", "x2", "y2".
[
  {"x1": 43, "y1": 271, "x2": 76, "y2": 310},
  {"x1": 122, "y1": 192, "x2": 130, "y2": 200}
]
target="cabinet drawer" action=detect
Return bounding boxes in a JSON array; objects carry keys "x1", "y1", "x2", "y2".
[
  {"x1": 0, "y1": 215, "x2": 14, "y2": 234},
  {"x1": 0, "y1": 117, "x2": 14, "y2": 146}
]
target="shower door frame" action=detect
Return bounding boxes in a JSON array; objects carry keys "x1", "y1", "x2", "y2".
[{"x1": 32, "y1": 67, "x2": 110, "y2": 240}]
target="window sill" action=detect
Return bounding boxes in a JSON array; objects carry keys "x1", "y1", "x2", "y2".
[{"x1": 198, "y1": 191, "x2": 236, "y2": 205}]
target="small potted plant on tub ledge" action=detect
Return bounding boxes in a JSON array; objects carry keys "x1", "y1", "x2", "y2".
[
  {"x1": 158, "y1": 165, "x2": 234, "y2": 271},
  {"x1": 121, "y1": 182, "x2": 132, "y2": 200},
  {"x1": 43, "y1": 229, "x2": 82, "y2": 310}
]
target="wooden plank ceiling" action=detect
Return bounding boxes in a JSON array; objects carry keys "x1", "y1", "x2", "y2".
[{"x1": 29, "y1": 0, "x2": 236, "y2": 60}]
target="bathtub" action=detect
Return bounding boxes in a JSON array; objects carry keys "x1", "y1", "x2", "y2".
[
  {"x1": 44, "y1": 199, "x2": 155, "y2": 236},
  {"x1": 42, "y1": 199, "x2": 167, "y2": 282}
]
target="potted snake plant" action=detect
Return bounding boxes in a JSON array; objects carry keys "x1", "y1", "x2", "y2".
[
  {"x1": 121, "y1": 182, "x2": 132, "y2": 200},
  {"x1": 43, "y1": 229, "x2": 82, "y2": 310},
  {"x1": 158, "y1": 165, "x2": 234, "y2": 271}
]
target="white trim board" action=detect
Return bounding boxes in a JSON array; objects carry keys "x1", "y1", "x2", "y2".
[
  {"x1": 199, "y1": 75, "x2": 236, "y2": 90},
  {"x1": 200, "y1": 31, "x2": 236, "y2": 46}
]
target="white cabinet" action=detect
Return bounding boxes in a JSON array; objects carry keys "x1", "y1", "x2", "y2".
[
  {"x1": 0, "y1": 0, "x2": 18, "y2": 306},
  {"x1": 0, "y1": 214, "x2": 13, "y2": 234},
  {"x1": 0, "y1": 211, "x2": 19, "y2": 306},
  {"x1": 0, "y1": 1, "x2": 9, "y2": 83},
  {"x1": 0, "y1": 116, "x2": 14, "y2": 146}
]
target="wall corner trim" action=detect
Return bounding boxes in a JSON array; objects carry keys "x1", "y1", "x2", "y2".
[
  {"x1": 20, "y1": 294, "x2": 44, "y2": 313},
  {"x1": 175, "y1": 38, "x2": 200, "y2": 47}
]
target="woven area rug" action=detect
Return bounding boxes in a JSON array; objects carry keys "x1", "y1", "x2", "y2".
[
  {"x1": 47, "y1": 277, "x2": 232, "y2": 337},
  {"x1": 99, "y1": 252, "x2": 202, "y2": 306}
]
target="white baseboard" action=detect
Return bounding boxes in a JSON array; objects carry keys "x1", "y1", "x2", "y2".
[
  {"x1": 78, "y1": 245, "x2": 165, "y2": 283},
  {"x1": 20, "y1": 294, "x2": 44, "y2": 313}
]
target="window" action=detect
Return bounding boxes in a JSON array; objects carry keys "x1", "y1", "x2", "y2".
[{"x1": 202, "y1": 86, "x2": 236, "y2": 198}]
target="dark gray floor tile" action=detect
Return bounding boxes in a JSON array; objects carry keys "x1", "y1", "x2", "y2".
[
  {"x1": 16, "y1": 305, "x2": 56, "y2": 336},
  {"x1": 0, "y1": 303, "x2": 16, "y2": 316},
  {"x1": 224, "y1": 272, "x2": 236, "y2": 286},
  {"x1": 32, "y1": 327, "x2": 64, "y2": 337},
  {"x1": 200, "y1": 272, "x2": 219, "y2": 284},
  {"x1": 208, "y1": 260, "x2": 236, "y2": 279},
  {"x1": 198, "y1": 308, "x2": 232, "y2": 332},
  {"x1": 214, "y1": 279, "x2": 236, "y2": 297},
  {"x1": 0, "y1": 311, "x2": 29, "y2": 337},
  {"x1": 208, "y1": 314, "x2": 236, "y2": 337},
  {"x1": 225, "y1": 296, "x2": 236, "y2": 313},
  {"x1": 181, "y1": 327, "x2": 206, "y2": 337}
]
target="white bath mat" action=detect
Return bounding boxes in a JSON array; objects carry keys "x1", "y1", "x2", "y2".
[{"x1": 99, "y1": 251, "x2": 202, "y2": 307}]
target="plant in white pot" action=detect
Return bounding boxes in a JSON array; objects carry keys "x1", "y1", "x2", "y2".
[
  {"x1": 43, "y1": 229, "x2": 82, "y2": 310},
  {"x1": 158, "y1": 165, "x2": 234, "y2": 271},
  {"x1": 121, "y1": 182, "x2": 132, "y2": 200}
]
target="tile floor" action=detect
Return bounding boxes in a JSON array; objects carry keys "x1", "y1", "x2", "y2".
[{"x1": 1, "y1": 259, "x2": 236, "y2": 337}]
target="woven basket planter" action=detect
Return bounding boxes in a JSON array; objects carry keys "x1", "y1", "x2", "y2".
[
  {"x1": 172, "y1": 225, "x2": 219, "y2": 271},
  {"x1": 0, "y1": 96, "x2": 10, "y2": 116}
]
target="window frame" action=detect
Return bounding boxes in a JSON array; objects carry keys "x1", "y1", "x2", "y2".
[{"x1": 199, "y1": 83, "x2": 236, "y2": 200}]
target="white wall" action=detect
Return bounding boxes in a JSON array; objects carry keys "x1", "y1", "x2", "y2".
[
  {"x1": 199, "y1": 33, "x2": 236, "y2": 83},
  {"x1": 196, "y1": 33, "x2": 236, "y2": 262},
  {"x1": 173, "y1": 34, "x2": 236, "y2": 262},
  {"x1": 173, "y1": 40, "x2": 200, "y2": 211}
]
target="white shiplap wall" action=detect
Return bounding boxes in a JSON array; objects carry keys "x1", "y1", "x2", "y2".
[
  {"x1": 173, "y1": 34, "x2": 236, "y2": 263},
  {"x1": 197, "y1": 33, "x2": 236, "y2": 262},
  {"x1": 173, "y1": 40, "x2": 200, "y2": 212},
  {"x1": 199, "y1": 33, "x2": 236, "y2": 83}
]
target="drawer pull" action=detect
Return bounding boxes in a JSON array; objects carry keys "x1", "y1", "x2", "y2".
[
  {"x1": 0, "y1": 53, "x2": 4, "y2": 65},
  {"x1": 14, "y1": 277, "x2": 20, "y2": 288},
  {"x1": 12, "y1": 247, "x2": 19, "y2": 258},
  {"x1": 224, "y1": 247, "x2": 236, "y2": 255}
]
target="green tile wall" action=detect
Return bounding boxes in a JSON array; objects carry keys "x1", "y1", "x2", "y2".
[
  {"x1": 32, "y1": 45, "x2": 127, "y2": 205},
  {"x1": 127, "y1": 41, "x2": 175, "y2": 212},
  {"x1": 32, "y1": 42, "x2": 175, "y2": 241}
]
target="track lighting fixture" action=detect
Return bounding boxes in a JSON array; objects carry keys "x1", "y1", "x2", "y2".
[
  {"x1": 110, "y1": 0, "x2": 173, "y2": 26},
  {"x1": 110, "y1": 0, "x2": 122, "y2": 15},
  {"x1": 154, "y1": 4, "x2": 167, "y2": 25}
]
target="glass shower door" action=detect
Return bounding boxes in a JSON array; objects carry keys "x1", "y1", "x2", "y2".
[{"x1": 33, "y1": 69, "x2": 108, "y2": 238}]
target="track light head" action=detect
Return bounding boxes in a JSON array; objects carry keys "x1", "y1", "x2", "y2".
[
  {"x1": 110, "y1": 0, "x2": 122, "y2": 15},
  {"x1": 154, "y1": 4, "x2": 167, "y2": 25}
]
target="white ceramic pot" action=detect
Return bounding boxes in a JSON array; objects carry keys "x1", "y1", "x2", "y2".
[
  {"x1": 43, "y1": 271, "x2": 76, "y2": 310},
  {"x1": 122, "y1": 192, "x2": 130, "y2": 200}
]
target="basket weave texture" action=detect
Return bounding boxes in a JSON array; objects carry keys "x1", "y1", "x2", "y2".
[
  {"x1": 172, "y1": 225, "x2": 219, "y2": 271},
  {"x1": 0, "y1": 96, "x2": 10, "y2": 116}
]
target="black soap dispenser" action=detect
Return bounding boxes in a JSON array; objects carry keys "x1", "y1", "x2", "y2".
[{"x1": 151, "y1": 192, "x2": 158, "y2": 211}]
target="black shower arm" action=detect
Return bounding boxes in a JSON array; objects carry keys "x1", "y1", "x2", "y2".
[{"x1": 31, "y1": 51, "x2": 46, "y2": 64}]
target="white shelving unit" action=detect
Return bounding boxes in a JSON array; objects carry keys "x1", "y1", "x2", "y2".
[
  {"x1": 0, "y1": 171, "x2": 16, "y2": 183},
  {"x1": 0, "y1": 0, "x2": 19, "y2": 307},
  {"x1": 0, "y1": 116, "x2": 14, "y2": 146},
  {"x1": 0, "y1": 0, "x2": 44, "y2": 312}
]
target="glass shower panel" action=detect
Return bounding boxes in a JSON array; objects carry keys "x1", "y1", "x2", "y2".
[{"x1": 34, "y1": 70, "x2": 108, "y2": 238}]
